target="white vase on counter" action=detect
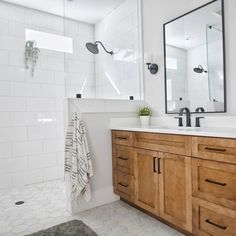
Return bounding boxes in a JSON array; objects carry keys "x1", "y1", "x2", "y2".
[{"x1": 139, "y1": 116, "x2": 150, "y2": 127}]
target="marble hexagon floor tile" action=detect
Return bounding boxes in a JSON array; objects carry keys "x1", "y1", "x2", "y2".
[{"x1": 0, "y1": 180, "x2": 184, "y2": 236}]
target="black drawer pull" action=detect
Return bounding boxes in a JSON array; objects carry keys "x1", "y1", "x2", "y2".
[
  {"x1": 118, "y1": 182, "x2": 128, "y2": 188},
  {"x1": 117, "y1": 156, "x2": 128, "y2": 161},
  {"x1": 157, "y1": 158, "x2": 161, "y2": 174},
  {"x1": 205, "y1": 219, "x2": 227, "y2": 230},
  {"x1": 205, "y1": 179, "x2": 227, "y2": 186},
  {"x1": 205, "y1": 147, "x2": 227, "y2": 152},
  {"x1": 116, "y1": 136, "x2": 128, "y2": 140},
  {"x1": 153, "y1": 157, "x2": 157, "y2": 173}
]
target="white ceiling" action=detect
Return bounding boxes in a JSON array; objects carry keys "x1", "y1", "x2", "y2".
[
  {"x1": 165, "y1": 1, "x2": 222, "y2": 50},
  {"x1": 3, "y1": 0, "x2": 126, "y2": 24}
]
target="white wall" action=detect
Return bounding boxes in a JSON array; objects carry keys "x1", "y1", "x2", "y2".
[
  {"x1": 94, "y1": 0, "x2": 142, "y2": 100},
  {"x1": 142, "y1": 0, "x2": 236, "y2": 116},
  {"x1": 66, "y1": 99, "x2": 147, "y2": 212},
  {"x1": 0, "y1": 2, "x2": 65, "y2": 190},
  {"x1": 0, "y1": 2, "x2": 94, "y2": 190}
]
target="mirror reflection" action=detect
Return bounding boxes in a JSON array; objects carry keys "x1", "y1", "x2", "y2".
[{"x1": 164, "y1": 0, "x2": 226, "y2": 113}]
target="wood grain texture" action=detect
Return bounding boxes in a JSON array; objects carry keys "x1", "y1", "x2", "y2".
[
  {"x1": 112, "y1": 144, "x2": 134, "y2": 175},
  {"x1": 134, "y1": 132, "x2": 192, "y2": 156},
  {"x1": 193, "y1": 197, "x2": 236, "y2": 236},
  {"x1": 134, "y1": 148, "x2": 159, "y2": 215},
  {"x1": 159, "y1": 153, "x2": 192, "y2": 232},
  {"x1": 113, "y1": 169, "x2": 134, "y2": 202},
  {"x1": 192, "y1": 158, "x2": 236, "y2": 210},
  {"x1": 112, "y1": 130, "x2": 133, "y2": 146},
  {"x1": 192, "y1": 137, "x2": 236, "y2": 164}
]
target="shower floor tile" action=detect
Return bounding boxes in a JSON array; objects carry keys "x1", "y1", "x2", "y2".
[{"x1": 0, "y1": 180, "x2": 184, "y2": 236}]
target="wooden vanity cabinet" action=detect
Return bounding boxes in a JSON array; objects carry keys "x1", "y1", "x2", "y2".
[
  {"x1": 112, "y1": 130, "x2": 193, "y2": 232},
  {"x1": 159, "y1": 153, "x2": 192, "y2": 232},
  {"x1": 192, "y1": 158, "x2": 236, "y2": 210},
  {"x1": 112, "y1": 130, "x2": 236, "y2": 236},
  {"x1": 133, "y1": 148, "x2": 159, "y2": 215}
]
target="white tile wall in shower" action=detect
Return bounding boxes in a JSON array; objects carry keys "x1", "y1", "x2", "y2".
[
  {"x1": 0, "y1": 1, "x2": 73, "y2": 190},
  {"x1": 64, "y1": 19, "x2": 95, "y2": 98}
]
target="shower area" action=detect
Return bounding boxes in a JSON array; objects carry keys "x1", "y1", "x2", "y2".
[
  {"x1": 206, "y1": 24, "x2": 224, "y2": 110},
  {"x1": 0, "y1": 0, "x2": 143, "y2": 234}
]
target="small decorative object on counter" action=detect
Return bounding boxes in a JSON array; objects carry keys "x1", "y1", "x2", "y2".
[{"x1": 138, "y1": 107, "x2": 152, "y2": 127}]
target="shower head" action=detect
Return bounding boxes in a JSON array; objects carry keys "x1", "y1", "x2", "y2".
[
  {"x1": 86, "y1": 41, "x2": 113, "y2": 55},
  {"x1": 86, "y1": 42, "x2": 99, "y2": 54},
  {"x1": 193, "y1": 65, "x2": 207, "y2": 74}
]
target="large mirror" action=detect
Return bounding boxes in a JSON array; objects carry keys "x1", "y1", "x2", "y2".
[{"x1": 164, "y1": 0, "x2": 226, "y2": 114}]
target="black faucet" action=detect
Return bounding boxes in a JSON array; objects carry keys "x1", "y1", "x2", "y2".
[
  {"x1": 195, "y1": 107, "x2": 205, "y2": 127},
  {"x1": 179, "y1": 107, "x2": 191, "y2": 127}
]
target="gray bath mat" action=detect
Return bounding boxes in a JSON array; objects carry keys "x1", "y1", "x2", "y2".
[{"x1": 26, "y1": 220, "x2": 97, "y2": 236}]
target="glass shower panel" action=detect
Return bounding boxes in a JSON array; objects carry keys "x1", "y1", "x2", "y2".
[
  {"x1": 63, "y1": 0, "x2": 143, "y2": 100},
  {"x1": 206, "y1": 24, "x2": 224, "y2": 106}
]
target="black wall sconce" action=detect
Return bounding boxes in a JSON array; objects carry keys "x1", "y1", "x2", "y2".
[{"x1": 146, "y1": 63, "x2": 158, "y2": 74}]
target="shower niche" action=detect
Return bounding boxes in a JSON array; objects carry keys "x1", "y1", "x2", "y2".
[
  {"x1": 64, "y1": 0, "x2": 143, "y2": 100},
  {"x1": 163, "y1": 0, "x2": 226, "y2": 113}
]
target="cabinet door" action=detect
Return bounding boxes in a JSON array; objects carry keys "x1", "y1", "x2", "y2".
[
  {"x1": 159, "y1": 153, "x2": 192, "y2": 232},
  {"x1": 134, "y1": 148, "x2": 159, "y2": 215}
]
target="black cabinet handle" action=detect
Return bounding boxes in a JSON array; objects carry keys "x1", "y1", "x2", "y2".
[
  {"x1": 205, "y1": 147, "x2": 226, "y2": 152},
  {"x1": 117, "y1": 156, "x2": 128, "y2": 161},
  {"x1": 118, "y1": 182, "x2": 128, "y2": 188},
  {"x1": 157, "y1": 158, "x2": 161, "y2": 174},
  {"x1": 116, "y1": 136, "x2": 128, "y2": 140},
  {"x1": 205, "y1": 219, "x2": 227, "y2": 230},
  {"x1": 205, "y1": 179, "x2": 226, "y2": 186},
  {"x1": 153, "y1": 157, "x2": 157, "y2": 173}
]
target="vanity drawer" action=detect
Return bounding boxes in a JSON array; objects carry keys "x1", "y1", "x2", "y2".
[
  {"x1": 112, "y1": 130, "x2": 133, "y2": 146},
  {"x1": 192, "y1": 137, "x2": 236, "y2": 164},
  {"x1": 193, "y1": 198, "x2": 236, "y2": 236},
  {"x1": 134, "y1": 132, "x2": 191, "y2": 156},
  {"x1": 112, "y1": 145, "x2": 134, "y2": 175},
  {"x1": 192, "y1": 158, "x2": 236, "y2": 210},
  {"x1": 113, "y1": 170, "x2": 134, "y2": 201}
]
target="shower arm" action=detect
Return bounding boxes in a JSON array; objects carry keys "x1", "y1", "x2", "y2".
[{"x1": 95, "y1": 41, "x2": 113, "y2": 55}]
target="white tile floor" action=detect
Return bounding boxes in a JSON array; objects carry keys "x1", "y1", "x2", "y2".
[{"x1": 0, "y1": 180, "x2": 184, "y2": 236}]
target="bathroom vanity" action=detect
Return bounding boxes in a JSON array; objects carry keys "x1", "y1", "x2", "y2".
[{"x1": 111, "y1": 127, "x2": 236, "y2": 236}]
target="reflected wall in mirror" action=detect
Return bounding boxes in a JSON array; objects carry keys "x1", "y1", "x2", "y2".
[
  {"x1": 164, "y1": 0, "x2": 226, "y2": 113},
  {"x1": 64, "y1": 0, "x2": 143, "y2": 100}
]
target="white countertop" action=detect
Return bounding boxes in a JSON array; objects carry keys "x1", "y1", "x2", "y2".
[{"x1": 111, "y1": 126, "x2": 236, "y2": 139}]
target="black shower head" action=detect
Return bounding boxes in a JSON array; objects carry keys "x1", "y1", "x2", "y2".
[
  {"x1": 193, "y1": 65, "x2": 207, "y2": 74},
  {"x1": 86, "y1": 42, "x2": 99, "y2": 54},
  {"x1": 85, "y1": 41, "x2": 113, "y2": 55}
]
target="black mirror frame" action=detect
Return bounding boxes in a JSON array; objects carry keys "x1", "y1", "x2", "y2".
[{"x1": 163, "y1": 0, "x2": 227, "y2": 114}]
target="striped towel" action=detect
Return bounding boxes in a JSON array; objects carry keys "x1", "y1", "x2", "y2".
[{"x1": 65, "y1": 113, "x2": 93, "y2": 202}]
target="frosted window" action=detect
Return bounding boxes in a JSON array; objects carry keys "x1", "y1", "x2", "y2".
[{"x1": 25, "y1": 29, "x2": 73, "y2": 53}]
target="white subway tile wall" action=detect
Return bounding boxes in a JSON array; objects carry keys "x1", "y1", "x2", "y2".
[
  {"x1": 0, "y1": 1, "x2": 94, "y2": 190},
  {"x1": 95, "y1": 0, "x2": 142, "y2": 100}
]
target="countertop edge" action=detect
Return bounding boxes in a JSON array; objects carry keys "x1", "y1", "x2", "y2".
[{"x1": 110, "y1": 127, "x2": 236, "y2": 139}]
